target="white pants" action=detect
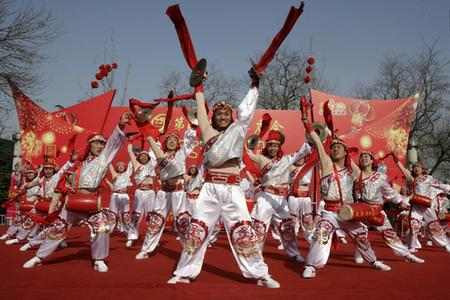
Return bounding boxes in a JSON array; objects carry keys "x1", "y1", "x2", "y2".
[
  {"x1": 35, "y1": 207, "x2": 116, "y2": 261},
  {"x1": 288, "y1": 196, "x2": 315, "y2": 242},
  {"x1": 140, "y1": 190, "x2": 191, "y2": 254},
  {"x1": 127, "y1": 189, "x2": 155, "y2": 241},
  {"x1": 306, "y1": 210, "x2": 377, "y2": 269},
  {"x1": 110, "y1": 192, "x2": 130, "y2": 232},
  {"x1": 408, "y1": 206, "x2": 449, "y2": 249},
  {"x1": 251, "y1": 192, "x2": 301, "y2": 258},
  {"x1": 173, "y1": 182, "x2": 269, "y2": 280}
]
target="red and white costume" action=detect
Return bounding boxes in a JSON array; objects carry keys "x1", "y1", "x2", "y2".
[{"x1": 109, "y1": 162, "x2": 133, "y2": 233}]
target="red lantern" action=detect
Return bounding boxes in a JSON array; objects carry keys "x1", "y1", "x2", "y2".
[
  {"x1": 100, "y1": 68, "x2": 108, "y2": 77},
  {"x1": 305, "y1": 65, "x2": 313, "y2": 74},
  {"x1": 105, "y1": 64, "x2": 112, "y2": 72},
  {"x1": 99, "y1": 64, "x2": 106, "y2": 70},
  {"x1": 307, "y1": 57, "x2": 315, "y2": 65},
  {"x1": 91, "y1": 81, "x2": 99, "y2": 89},
  {"x1": 95, "y1": 73, "x2": 103, "y2": 80},
  {"x1": 303, "y1": 76, "x2": 311, "y2": 84},
  {"x1": 111, "y1": 62, "x2": 118, "y2": 69}
]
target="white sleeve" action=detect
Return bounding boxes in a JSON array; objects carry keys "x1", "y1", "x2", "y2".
[
  {"x1": 99, "y1": 126, "x2": 126, "y2": 166},
  {"x1": 237, "y1": 88, "x2": 259, "y2": 129}
]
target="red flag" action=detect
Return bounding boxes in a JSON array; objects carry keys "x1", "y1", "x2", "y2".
[{"x1": 9, "y1": 80, "x2": 82, "y2": 165}]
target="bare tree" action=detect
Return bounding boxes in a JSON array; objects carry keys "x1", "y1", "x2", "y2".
[
  {"x1": 256, "y1": 48, "x2": 331, "y2": 110},
  {"x1": 353, "y1": 41, "x2": 450, "y2": 178},
  {"x1": 0, "y1": 0, "x2": 59, "y2": 136},
  {"x1": 158, "y1": 63, "x2": 244, "y2": 108}
]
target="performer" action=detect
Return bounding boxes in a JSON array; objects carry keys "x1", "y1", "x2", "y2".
[
  {"x1": 125, "y1": 143, "x2": 157, "y2": 247},
  {"x1": 3, "y1": 167, "x2": 40, "y2": 244},
  {"x1": 288, "y1": 156, "x2": 315, "y2": 243},
  {"x1": 247, "y1": 129, "x2": 311, "y2": 262},
  {"x1": 396, "y1": 159, "x2": 450, "y2": 253},
  {"x1": 135, "y1": 125, "x2": 197, "y2": 259},
  {"x1": 19, "y1": 158, "x2": 74, "y2": 251},
  {"x1": 22, "y1": 113, "x2": 130, "y2": 272},
  {"x1": 167, "y1": 65, "x2": 279, "y2": 288},
  {"x1": 301, "y1": 112, "x2": 391, "y2": 279},
  {"x1": 353, "y1": 151, "x2": 424, "y2": 263},
  {"x1": 105, "y1": 161, "x2": 133, "y2": 234}
]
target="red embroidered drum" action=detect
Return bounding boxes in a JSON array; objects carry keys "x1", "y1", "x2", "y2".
[
  {"x1": 19, "y1": 201, "x2": 34, "y2": 212},
  {"x1": 338, "y1": 203, "x2": 383, "y2": 223},
  {"x1": 35, "y1": 199, "x2": 51, "y2": 214},
  {"x1": 409, "y1": 194, "x2": 432, "y2": 207},
  {"x1": 65, "y1": 192, "x2": 100, "y2": 214}
]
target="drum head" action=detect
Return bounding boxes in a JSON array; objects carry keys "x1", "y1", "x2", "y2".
[{"x1": 338, "y1": 205, "x2": 353, "y2": 221}]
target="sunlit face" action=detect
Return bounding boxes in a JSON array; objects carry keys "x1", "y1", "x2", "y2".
[
  {"x1": 137, "y1": 153, "x2": 150, "y2": 164},
  {"x1": 265, "y1": 142, "x2": 280, "y2": 158},
  {"x1": 213, "y1": 108, "x2": 232, "y2": 131},
  {"x1": 330, "y1": 143, "x2": 346, "y2": 161},
  {"x1": 90, "y1": 140, "x2": 106, "y2": 156},
  {"x1": 25, "y1": 172, "x2": 37, "y2": 181},
  {"x1": 43, "y1": 167, "x2": 55, "y2": 178},
  {"x1": 115, "y1": 163, "x2": 126, "y2": 173},
  {"x1": 359, "y1": 153, "x2": 373, "y2": 168},
  {"x1": 165, "y1": 136, "x2": 179, "y2": 151}
]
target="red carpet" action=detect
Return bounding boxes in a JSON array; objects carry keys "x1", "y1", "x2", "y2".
[{"x1": 0, "y1": 226, "x2": 448, "y2": 300}]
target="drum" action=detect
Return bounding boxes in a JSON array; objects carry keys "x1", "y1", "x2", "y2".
[
  {"x1": 35, "y1": 200, "x2": 51, "y2": 214},
  {"x1": 409, "y1": 194, "x2": 432, "y2": 207},
  {"x1": 19, "y1": 201, "x2": 34, "y2": 212},
  {"x1": 338, "y1": 203, "x2": 383, "y2": 222},
  {"x1": 65, "y1": 192, "x2": 100, "y2": 214}
]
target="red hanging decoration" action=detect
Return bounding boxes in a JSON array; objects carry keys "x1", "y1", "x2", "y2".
[
  {"x1": 91, "y1": 81, "x2": 99, "y2": 89},
  {"x1": 105, "y1": 64, "x2": 112, "y2": 72},
  {"x1": 307, "y1": 56, "x2": 315, "y2": 65},
  {"x1": 303, "y1": 75, "x2": 311, "y2": 84},
  {"x1": 305, "y1": 65, "x2": 313, "y2": 74},
  {"x1": 95, "y1": 73, "x2": 103, "y2": 81},
  {"x1": 111, "y1": 62, "x2": 118, "y2": 69}
]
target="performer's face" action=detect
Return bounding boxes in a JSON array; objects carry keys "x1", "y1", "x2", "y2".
[
  {"x1": 188, "y1": 167, "x2": 198, "y2": 176},
  {"x1": 213, "y1": 108, "x2": 232, "y2": 131},
  {"x1": 137, "y1": 153, "x2": 149, "y2": 164},
  {"x1": 359, "y1": 153, "x2": 373, "y2": 168},
  {"x1": 166, "y1": 136, "x2": 179, "y2": 151},
  {"x1": 412, "y1": 165, "x2": 423, "y2": 177},
  {"x1": 116, "y1": 163, "x2": 126, "y2": 173},
  {"x1": 43, "y1": 167, "x2": 55, "y2": 178},
  {"x1": 25, "y1": 172, "x2": 36, "y2": 181},
  {"x1": 90, "y1": 140, "x2": 106, "y2": 156},
  {"x1": 330, "y1": 143, "x2": 346, "y2": 161},
  {"x1": 265, "y1": 142, "x2": 280, "y2": 158}
]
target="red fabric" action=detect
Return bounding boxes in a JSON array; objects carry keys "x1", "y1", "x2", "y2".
[
  {"x1": 265, "y1": 130, "x2": 283, "y2": 144},
  {"x1": 165, "y1": 4, "x2": 198, "y2": 69},
  {"x1": 242, "y1": 150, "x2": 261, "y2": 178},
  {"x1": 323, "y1": 100, "x2": 334, "y2": 134},
  {"x1": 259, "y1": 113, "x2": 272, "y2": 138},
  {"x1": 254, "y1": 3, "x2": 304, "y2": 74}
]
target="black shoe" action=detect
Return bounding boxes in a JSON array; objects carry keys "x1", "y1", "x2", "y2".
[{"x1": 190, "y1": 58, "x2": 207, "y2": 87}]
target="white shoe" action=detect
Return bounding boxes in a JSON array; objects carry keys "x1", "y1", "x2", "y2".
[
  {"x1": 135, "y1": 252, "x2": 149, "y2": 260},
  {"x1": 23, "y1": 256, "x2": 42, "y2": 269},
  {"x1": 405, "y1": 254, "x2": 425, "y2": 263},
  {"x1": 339, "y1": 237, "x2": 348, "y2": 244},
  {"x1": 445, "y1": 245, "x2": 450, "y2": 253},
  {"x1": 302, "y1": 266, "x2": 316, "y2": 278},
  {"x1": 257, "y1": 275, "x2": 280, "y2": 288},
  {"x1": 426, "y1": 240, "x2": 433, "y2": 246},
  {"x1": 20, "y1": 243, "x2": 32, "y2": 252},
  {"x1": 372, "y1": 261, "x2": 391, "y2": 271},
  {"x1": 59, "y1": 240, "x2": 68, "y2": 248},
  {"x1": 176, "y1": 236, "x2": 181, "y2": 241},
  {"x1": 126, "y1": 240, "x2": 133, "y2": 248},
  {"x1": 93, "y1": 260, "x2": 108, "y2": 272},
  {"x1": 354, "y1": 251, "x2": 364, "y2": 264},
  {"x1": 0, "y1": 233, "x2": 9, "y2": 240},
  {"x1": 167, "y1": 275, "x2": 190, "y2": 284},
  {"x1": 409, "y1": 248, "x2": 418, "y2": 253},
  {"x1": 5, "y1": 238, "x2": 19, "y2": 245},
  {"x1": 277, "y1": 244, "x2": 285, "y2": 250}
]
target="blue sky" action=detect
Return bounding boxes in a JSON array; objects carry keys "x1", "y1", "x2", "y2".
[{"x1": 18, "y1": 0, "x2": 450, "y2": 109}]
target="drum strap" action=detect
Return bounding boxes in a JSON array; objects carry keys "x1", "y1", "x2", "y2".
[{"x1": 333, "y1": 164, "x2": 344, "y2": 205}]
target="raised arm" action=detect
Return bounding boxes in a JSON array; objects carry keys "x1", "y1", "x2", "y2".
[
  {"x1": 147, "y1": 136, "x2": 165, "y2": 160},
  {"x1": 395, "y1": 157, "x2": 413, "y2": 183},
  {"x1": 109, "y1": 164, "x2": 118, "y2": 180},
  {"x1": 306, "y1": 130, "x2": 333, "y2": 177},
  {"x1": 181, "y1": 126, "x2": 197, "y2": 157},
  {"x1": 237, "y1": 88, "x2": 259, "y2": 129},
  {"x1": 351, "y1": 159, "x2": 361, "y2": 179},
  {"x1": 104, "y1": 178, "x2": 113, "y2": 191},
  {"x1": 195, "y1": 92, "x2": 215, "y2": 142},
  {"x1": 127, "y1": 143, "x2": 139, "y2": 170}
]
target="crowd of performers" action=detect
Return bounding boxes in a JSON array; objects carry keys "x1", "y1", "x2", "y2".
[{"x1": 1, "y1": 2, "x2": 449, "y2": 289}]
